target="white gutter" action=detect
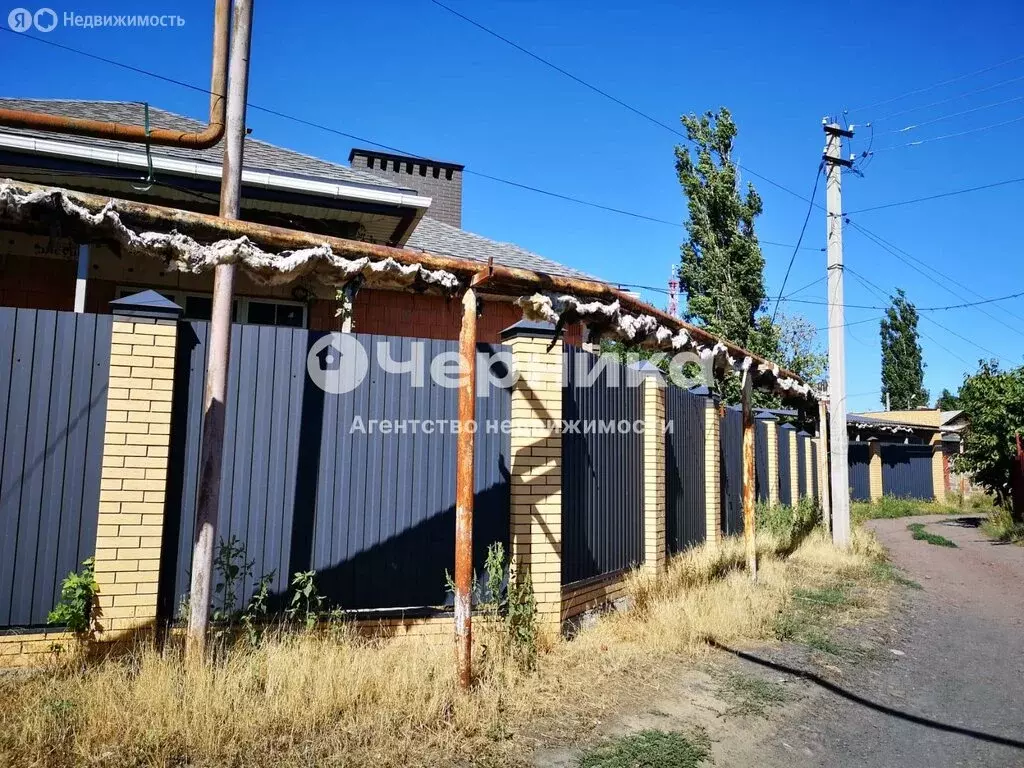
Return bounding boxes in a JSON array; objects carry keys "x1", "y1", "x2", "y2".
[{"x1": 0, "y1": 132, "x2": 433, "y2": 211}]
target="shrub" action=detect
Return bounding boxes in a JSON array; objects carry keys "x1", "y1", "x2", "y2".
[{"x1": 47, "y1": 558, "x2": 98, "y2": 635}]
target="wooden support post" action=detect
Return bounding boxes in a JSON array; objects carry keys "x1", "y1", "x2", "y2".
[
  {"x1": 817, "y1": 397, "x2": 832, "y2": 532},
  {"x1": 741, "y1": 370, "x2": 757, "y2": 582},
  {"x1": 454, "y1": 288, "x2": 477, "y2": 688}
]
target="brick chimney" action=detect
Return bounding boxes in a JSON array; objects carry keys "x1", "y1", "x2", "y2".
[{"x1": 349, "y1": 148, "x2": 464, "y2": 228}]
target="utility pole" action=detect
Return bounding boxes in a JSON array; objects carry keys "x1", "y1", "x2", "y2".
[
  {"x1": 186, "y1": 0, "x2": 254, "y2": 660},
  {"x1": 823, "y1": 120, "x2": 853, "y2": 549}
]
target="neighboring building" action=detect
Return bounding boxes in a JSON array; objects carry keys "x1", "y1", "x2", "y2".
[{"x1": 0, "y1": 99, "x2": 592, "y2": 342}]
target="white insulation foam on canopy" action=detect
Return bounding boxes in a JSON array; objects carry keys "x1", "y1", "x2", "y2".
[{"x1": 0, "y1": 184, "x2": 462, "y2": 292}]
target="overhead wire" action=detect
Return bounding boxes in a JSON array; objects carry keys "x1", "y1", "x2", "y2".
[
  {"x1": 770, "y1": 162, "x2": 824, "y2": 324},
  {"x1": 848, "y1": 52, "x2": 1024, "y2": 114},
  {"x1": 873, "y1": 93, "x2": 1024, "y2": 137},
  {"x1": 844, "y1": 176, "x2": 1024, "y2": 214},
  {"x1": 870, "y1": 72, "x2": 1024, "y2": 123},
  {"x1": 872, "y1": 113, "x2": 1024, "y2": 152}
]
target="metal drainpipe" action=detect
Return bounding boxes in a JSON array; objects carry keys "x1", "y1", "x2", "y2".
[
  {"x1": 0, "y1": 0, "x2": 228, "y2": 149},
  {"x1": 454, "y1": 287, "x2": 478, "y2": 688},
  {"x1": 185, "y1": 0, "x2": 253, "y2": 661}
]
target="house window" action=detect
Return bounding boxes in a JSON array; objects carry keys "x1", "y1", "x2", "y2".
[{"x1": 116, "y1": 287, "x2": 306, "y2": 328}]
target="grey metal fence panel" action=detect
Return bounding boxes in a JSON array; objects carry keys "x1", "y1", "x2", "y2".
[
  {"x1": 561, "y1": 348, "x2": 644, "y2": 585},
  {"x1": 778, "y1": 425, "x2": 794, "y2": 507},
  {"x1": 720, "y1": 406, "x2": 743, "y2": 535},
  {"x1": 797, "y1": 433, "x2": 809, "y2": 500},
  {"x1": 755, "y1": 419, "x2": 769, "y2": 503},
  {"x1": 881, "y1": 444, "x2": 934, "y2": 500},
  {"x1": 162, "y1": 324, "x2": 511, "y2": 618},
  {"x1": 665, "y1": 387, "x2": 706, "y2": 554},
  {"x1": 848, "y1": 443, "x2": 871, "y2": 501},
  {"x1": 0, "y1": 308, "x2": 110, "y2": 628},
  {"x1": 811, "y1": 440, "x2": 820, "y2": 502}
]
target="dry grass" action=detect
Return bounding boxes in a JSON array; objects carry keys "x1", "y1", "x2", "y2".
[{"x1": 0, "y1": 528, "x2": 889, "y2": 768}]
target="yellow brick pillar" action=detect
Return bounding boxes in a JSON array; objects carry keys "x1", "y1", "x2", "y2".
[
  {"x1": 868, "y1": 441, "x2": 883, "y2": 502},
  {"x1": 501, "y1": 321, "x2": 563, "y2": 632},
  {"x1": 640, "y1": 368, "x2": 666, "y2": 576},
  {"x1": 788, "y1": 428, "x2": 799, "y2": 506},
  {"x1": 930, "y1": 432, "x2": 946, "y2": 503},
  {"x1": 703, "y1": 395, "x2": 722, "y2": 547},
  {"x1": 93, "y1": 291, "x2": 181, "y2": 639},
  {"x1": 763, "y1": 416, "x2": 780, "y2": 507}
]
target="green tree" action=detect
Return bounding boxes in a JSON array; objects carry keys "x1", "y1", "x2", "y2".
[
  {"x1": 773, "y1": 313, "x2": 827, "y2": 387},
  {"x1": 954, "y1": 361, "x2": 1024, "y2": 516},
  {"x1": 675, "y1": 107, "x2": 772, "y2": 355},
  {"x1": 880, "y1": 289, "x2": 928, "y2": 409},
  {"x1": 936, "y1": 387, "x2": 960, "y2": 410}
]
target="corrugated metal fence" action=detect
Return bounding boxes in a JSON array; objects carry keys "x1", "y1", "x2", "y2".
[
  {"x1": 778, "y1": 424, "x2": 794, "y2": 507},
  {"x1": 665, "y1": 387, "x2": 706, "y2": 554},
  {"x1": 797, "y1": 432, "x2": 809, "y2": 499},
  {"x1": 720, "y1": 406, "x2": 743, "y2": 535},
  {"x1": 161, "y1": 323, "x2": 511, "y2": 618},
  {"x1": 0, "y1": 309, "x2": 111, "y2": 628},
  {"x1": 881, "y1": 444, "x2": 934, "y2": 500},
  {"x1": 848, "y1": 443, "x2": 871, "y2": 501},
  {"x1": 561, "y1": 348, "x2": 643, "y2": 585},
  {"x1": 754, "y1": 417, "x2": 769, "y2": 503}
]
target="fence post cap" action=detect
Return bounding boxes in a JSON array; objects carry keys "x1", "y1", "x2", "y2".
[
  {"x1": 797, "y1": 429, "x2": 812, "y2": 437},
  {"x1": 688, "y1": 384, "x2": 711, "y2": 396},
  {"x1": 109, "y1": 290, "x2": 183, "y2": 320},
  {"x1": 755, "y1": 409, "x2": 779, "y2": 421},
  {"x1": 779, "y1": 422, "x2": 796, "y2": 431},
  {"x1": 499, "y1": 320, "x2": 557, "y2": 340}
]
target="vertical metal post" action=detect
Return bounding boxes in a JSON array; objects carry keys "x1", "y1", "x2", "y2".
[
  {"x1": 454, "y1": 287, "x2": 478, "y2": 687},
  {"x1": 817, "y1": 394, "x2": 832, "y2": 533},
  {"x1": 741, "y1": 370, "x2": 757, "y2": 581},
  {"x1": 824, "y1": 121, "x2": 853, "y2": 549},
  {"x1": 74, "y1": 244, "x2": 89, "y2": 313},
  {"x1": 186, "y1": 0, "x2": 254, "y2": 660}
]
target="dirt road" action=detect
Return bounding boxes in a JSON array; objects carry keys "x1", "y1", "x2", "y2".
[{"x1": 761, "y1": 514, "x2": 1024, "y2": 767}]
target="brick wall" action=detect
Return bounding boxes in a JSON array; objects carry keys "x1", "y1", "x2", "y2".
[
  {"x1": 0, "y1": 252, "x2": 75, "y2": 309},
  {"x1": 349, "y1": 149, "x2": 463, "y2": 228}
]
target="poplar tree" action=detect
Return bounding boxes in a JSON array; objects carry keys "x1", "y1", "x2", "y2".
[{"x1": 880, "y1": 289, "x2": 928, "y2": 409}]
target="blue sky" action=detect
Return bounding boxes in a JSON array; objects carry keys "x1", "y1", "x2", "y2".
[{"x1": 2, "y1": 0, "x2": 1022, "y2": 411}]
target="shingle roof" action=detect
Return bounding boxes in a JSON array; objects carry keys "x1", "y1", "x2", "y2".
[
  {"x1": 0, "y1": 98, "x2": 412, "y2": 192},
  {"x1": 0, "y1": 98, "x2": 596, "y2": 280},
  {"x1": 404, "y1": 216, "x2": 597, "y2": 280}
]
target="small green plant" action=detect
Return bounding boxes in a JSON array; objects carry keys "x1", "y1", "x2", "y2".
[
  {"x1": 505, "y1": 566, "x2": 538, "y2": 671},
  {"x1": 868, "y1": 561, "x2": 922, "y2": 590},
  {"x1": 577, "y1": 728, "x2": 711, "y2": 768},
  {"x1": 240, "y1": 571, "x2": 275, "y2": 646},
  {"x1": 47, "y1": 557, "x2": 98, "y2": 634},
  {"x1": 907, "y1": 522, "x2": 957, "y2": 548},
  {"x1": 286, "y1": 570, "x2": 324, "y2": 630},
  {"x1": 981, "y1": 507, "x2": 1024, "y2": 545},
  {"x1": 717, "y1": 672, "x2": 793, "y2": 718},
  {"x1": 212, "y1": 536, "x2": 255, "y2": 625}
]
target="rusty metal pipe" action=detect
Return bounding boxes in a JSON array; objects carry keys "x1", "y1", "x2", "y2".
[
  {"x1": 0, "y1": 0, "x2": 228, "y2": 149},
  {"x1": 0, "y1": 179, "x2": 810, "y2": 389},
  {"x1": 454, "y1": 287, "x2": 478, "y2": 688},
  {"x1": 741, "y1": 370, "x2": 757, "y2": 582}
]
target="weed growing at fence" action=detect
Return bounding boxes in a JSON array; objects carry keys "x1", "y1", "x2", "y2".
[
  {"x1": 981, "y1": 507, "x2": 1024, "y2": 545},
  {"x1": 756, "y1": 498, "x2": 818, "y2": 550},
  {"x1": 0, "y1": 531, "x2": 888, "y2": 768},
  {"x1": 46, "y1": 558, "x2": 98, "y2": 636},
  {"x1": 851, "y1": 496, "x2": 957, "y2": 523},
  {"x1": 576, "y1": 728, "x2": 711, "y2": 768},
  {"x1": 907, "y1": 523, "x2": 958, "y2": 548}
]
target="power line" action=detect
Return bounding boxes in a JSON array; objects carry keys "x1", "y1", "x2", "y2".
[
  {"x1": 771, "y1": 163, "x2": 824, "y2": 323},
  {"x1": 870, "y1": 73, "x2": 1024, "y2": 123},
  {"x1": 0, "y1": 25, "x2": 830, "y2": 247},
  {"x1": 781, "y1": 275, "x2": 825, "y2": 299},
  {"x1": 849, "y1": 52, "x2": 1024, "y2": 114},
  {"x1": 814, "y1": 316, "x2": 882, "y2": 332},
  {"x1": 426, "y1": 1, "x2": 821, "y2": 209},
  {"x1": 847, "y1": 219, "x2": 1024, "y2": 330},
  {"x1": 875, "y1": 94, "x2": 1024, "y2": 136},
  {"x1": 873, "y1": 113, "x2": 1024, "y2": 152},
  {"x1": 779, "y1": 286, "x2": 1024, "y2": 312},
  {"x1": 844, "y1": 176, "x2": 1024, "y2": 214}
]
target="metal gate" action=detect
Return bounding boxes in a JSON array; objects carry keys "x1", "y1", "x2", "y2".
[
  {"x1": 881, "y1": 443, "x2": 934, "y2": 500},
  {"x1": 161, "y1": 322, "x2": 511, "y2": 618},
  {"x1": 665, "y1": 387, "x2": 706, "y2": 554},
  {"x1": 778, "y1": 424, "x2": 794, "y2": 507},
  {"x1": 0, "y1": 308, "x2": 110, "y2": 628},
  {"x1": 561, "y1": 348, "x2": 643, "y2": 585},
  {"x1": 720, "y1": 406, "x2": 743, "y2": 535},
  {"x1": 848, "y1": 443, "x2": 870, "y2": 501}
]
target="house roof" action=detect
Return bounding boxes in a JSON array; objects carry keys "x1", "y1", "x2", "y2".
[
  {"x1": 0, "y1": 98, "x2": 595, "y2": 281},
  {"x1": 0, "y1": 98, "x2": 413, "y2": 193},
  {"x1": 404, "y1": 216, "x2": 596, "y2": 280}
]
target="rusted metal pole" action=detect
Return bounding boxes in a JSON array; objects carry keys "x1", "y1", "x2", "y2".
[
  {"x1": 454, "y1": 287, "x2": 478, "y2": 688},
  {"x1": 0, "y1": 0, "x2": 228, "y2": 149},
  {"x1": 186, "y1": 0, "x2": 253, "y2": 661},
  {"x1": 817, "y1": 395, "x2": 832, "y2": 533},
  {"x1": 741, "y1": 370, "x2": 757, "y2": 582}
]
